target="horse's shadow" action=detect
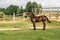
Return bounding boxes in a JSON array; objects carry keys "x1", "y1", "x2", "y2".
[{"x1": 28, "y1": 27, "x2": 44, "y2": 30}]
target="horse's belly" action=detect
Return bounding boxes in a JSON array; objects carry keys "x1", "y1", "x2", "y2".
[
  {"x1": 35, "y1": 18, "x2": 41, "y2": 22},
  {"x1": 32, "y1": 18, "x2": 42, "y2": 22}
]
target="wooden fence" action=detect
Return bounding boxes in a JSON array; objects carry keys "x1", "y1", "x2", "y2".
[{"x1": 32, "y1": 8, "x2": 60, "y2": 20}]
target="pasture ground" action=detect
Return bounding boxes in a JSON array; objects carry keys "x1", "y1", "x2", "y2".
[
  {"x1": 0, "y1": 12, "x2": 60, "y2": 40},
  {"x1": 0, "y1": 20, "x2": 60, "y2": 40},
  {"x1": 0, "y1": 28, "x2": 60, "y2": 40}
]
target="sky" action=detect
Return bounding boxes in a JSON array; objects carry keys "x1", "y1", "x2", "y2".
[{"x1": 0, "y1": 0, "x2": 60, "y2": 8}]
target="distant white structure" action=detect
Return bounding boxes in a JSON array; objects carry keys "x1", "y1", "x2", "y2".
[{"x1": 23, "y1": 12, "x2": 29, "y2": 20}]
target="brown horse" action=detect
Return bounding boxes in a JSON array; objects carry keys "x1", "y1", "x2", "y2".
[{"x1": 27, "y1": 12, "x2": 51, "y2": 30}]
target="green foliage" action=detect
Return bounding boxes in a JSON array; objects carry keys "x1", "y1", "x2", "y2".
[
  {"x1": 38, "y1": 4, "x2": 42, "y2": 13},
  {"x1": 26, "y1": 1, "x2": 42, "y2": 14},
  {"x1": 0, "y1": 2, "x2": 42, "y2": 15},
  {"x1": 0, "y1": 14, "x2": 4, "y2": 18},
  {"x1": 0, "y1": 8, "x2": 5, "y2": 12},
  {"x1": 26, "y1": 1, "x2": 40, "y2": 12},
  {"x1": 32, "y1": 2, "x2": 38, "y2": 8},
  {"x1": 4, "y1": 5, "x2": 19, "y2": 15},
  {"x1": 17, "y1": 6, "x2": 23, "y2": 16},
  {"x1": 0, "y1": 12, "x2": 4, "y2": 18},
  {"x1": 26, "y1": 1, "x2": 32, "y2": 12}
]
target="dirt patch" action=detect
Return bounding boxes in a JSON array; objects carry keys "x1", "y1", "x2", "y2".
[{"x1": 0, "y1": 27, "x2": 28, "y2": 31}]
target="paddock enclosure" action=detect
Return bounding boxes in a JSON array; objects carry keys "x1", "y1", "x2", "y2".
[
  {"x1": 0, "y1": 8, "x2": 60, "y2": 23},
  {"x1": 0, "y1": 8, "x2": 60, "y2": 40},
  {"x1": 0, "y1": 8, "x2": 60, "y2": 29}
]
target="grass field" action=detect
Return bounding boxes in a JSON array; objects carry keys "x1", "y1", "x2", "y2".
[
  {"x1": 0, "y1": 22, "x2": 26, "y2": 28},
  {"x1": 0, "y1": 28, "x2": 60, "y2": 40},
  {"x1": 0, "y1": 20, "x2": 60, "y2": 40},
  {"x1": 0, "y1": 20, "x2": 60, "y2": 29},
  {"x1": 0, "y1": 12, "x2": 60, "y2": 40}
]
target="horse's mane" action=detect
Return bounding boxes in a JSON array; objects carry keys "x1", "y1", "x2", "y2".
[{"x1": 31, "y1": 12, "x2": 35, "y2": 16}]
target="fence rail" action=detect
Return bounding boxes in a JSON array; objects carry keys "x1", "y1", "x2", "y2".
[
  {"x1": 32, "y1": 8, "x2": 60, "y2": 20},
  {"x1": 0, "y1": 8, "x2": 60, "y2": 23}
]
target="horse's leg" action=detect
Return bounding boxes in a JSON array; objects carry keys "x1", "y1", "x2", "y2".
[
  {"x1": 32, "y1": 22, "x2": 36, "y2": 30},
  {"x1": 43, "y1": 21, "x2": 46, "y2": 30}
]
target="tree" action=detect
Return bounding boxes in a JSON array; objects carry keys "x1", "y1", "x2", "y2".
[
  {"x1": 36, "y1": 4, "x2": 42, "y2": 14},
  {"x1": 32, "y1": 2, "x2": 38, "y2": 8},
  {"x1": 0, "y1": 8, "x2": 5, "y2": 12},
  {"x1": 31, "y1": 2, "x2": 38, "y2": 14},
  {"x1": 38, "y1": 4, "x2": 42, "y2": 13},
  {"x1": 20, "y1": 7, "x2": 23, "y2": 14},
  {"x1": 26, "y1": 1, "x2": 32, "y2": 12},
  {"x1": 26, "y1": 1, "x2": 39, "y2": 12},
  {"x1": 5, "y1": 5, "x2": 19, "y2": 15},
  {"x1": 17, "y1": 6, "x2": 23, "y2": 16}
]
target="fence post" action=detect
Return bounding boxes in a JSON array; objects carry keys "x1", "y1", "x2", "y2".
[
  {"x1": 49, "y1": 8, "x2": 51, "y2": 19},
  {"x1": 56, "y1": 7, "x2": 59, "y2": 19},
  {"x1": 4, "y1": 14, "x2": 5, "y2": 22},
  {"x1": 44, "y1": 10, "x2": 45, "y2": 15},
  {"x1": 23, "y1": 12, "x2": 28, "y2": 20},
  {"x1": 23, "y1": 12, "x2": 25, "y2": 20},
  {"x1": 13, "y1": 13, "x2": 15, "y2": 21},
  {"x1": 42, "y1": 9, "x2": 45, "y2": 15},
  {"x1": 35, "y1": 8, "x2": 37, "y2": 15},
  {"x1": 39, "y1": 8, "x2": 42, "y2": 15}
]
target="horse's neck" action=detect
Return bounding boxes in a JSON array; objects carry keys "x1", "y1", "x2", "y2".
[
  {"x1": 29, "y1": 13, "x2": 35, "y2": 20},
  {"x1": 30, "y1": 15, "x2": 35, "y2": 21},
  {"x1": 30, "y1": 17, "x2": 34, "y2": 22},
  {"x1": 30, "y1": 16, "x2": 34, "y2": 19},
  {"x1": 30, "y1": 14, "x2": 35, "y2": 18}
]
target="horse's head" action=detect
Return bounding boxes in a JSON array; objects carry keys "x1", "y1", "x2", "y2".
[{"x1": 27, "y1": 12, "x2": 34, "y2": 17}]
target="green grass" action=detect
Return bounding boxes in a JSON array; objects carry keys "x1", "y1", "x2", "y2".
[
  {"x1": 0, "y1": 12, "x2": 60, "y2": 40},
  {"x1": 0, "y1": 28, "x2": 60, "y2": 40},
  {"x1": 0, "y1": 22, "x2": 26, "y2": 28},
  {"x1": 0, "y1": 20, "x2": 60, "y2": 40},
  {"x1": 47, "y1": 20, "x2": 60, "y2": 28},
  {"x1": 0, "y1": 20, "x2": 60, "y2": 28}
]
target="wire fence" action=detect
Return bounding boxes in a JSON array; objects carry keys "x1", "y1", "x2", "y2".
[
  {"x1": 32, "y1": 8, "x2": 60, "y2": 20},
  {"x1": 0, "y1": 8, "x2": 60, "y2": 23}
]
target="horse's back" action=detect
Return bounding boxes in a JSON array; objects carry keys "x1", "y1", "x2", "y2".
[
  {"x1": 34, "y1": 16, "x2": 43, "y2": 22},
  {"x1": 35, "y1": 15, "x2": 48, "y2": 21}
]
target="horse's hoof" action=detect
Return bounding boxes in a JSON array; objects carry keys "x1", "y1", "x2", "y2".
[
  {"x1": 34, "y1": 29, "x2": 36, "y2": 30},
  {"x1": 43, "y1": 29, "x2": 45, "y2": 30}
]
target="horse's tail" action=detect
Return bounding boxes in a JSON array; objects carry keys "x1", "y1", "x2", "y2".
[{"x1": 46, "y1": 16, "x2": 51, "y2": 23}]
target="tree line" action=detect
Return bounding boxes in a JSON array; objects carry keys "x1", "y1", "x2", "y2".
[{"x1": 0, "y1": 1, "x2": 42, "y2": 15}]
